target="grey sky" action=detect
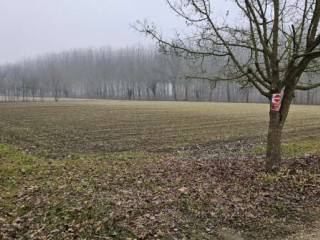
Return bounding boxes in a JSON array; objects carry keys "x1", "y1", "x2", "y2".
[{"x1": 0, "y1": 0, "x2": 230, "y2": 64}]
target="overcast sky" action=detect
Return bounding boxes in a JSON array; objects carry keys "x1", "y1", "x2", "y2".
[{"x1": 0, "y1": 0, "x2": 231, "y2": 64}]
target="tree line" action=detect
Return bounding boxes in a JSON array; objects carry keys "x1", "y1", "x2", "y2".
[{"x1": 0, "y1": 46, "x2": 320, "y2": 104}]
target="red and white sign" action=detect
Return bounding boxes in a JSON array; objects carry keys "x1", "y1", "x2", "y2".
[{"x1": 271, "y1": 93, "x2": 282, "y2": 112}]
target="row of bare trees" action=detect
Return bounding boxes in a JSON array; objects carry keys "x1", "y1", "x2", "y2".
[
  {"x1": 0, "y1": 47, "x2": 185, "y2": 102},
  {"x1": 1, "y1": 46, "x2": 320, "y2": 104}
]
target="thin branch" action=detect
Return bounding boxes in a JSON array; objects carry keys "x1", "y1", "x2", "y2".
[{"x1": 296, "y1": 82, "x2": 320, "y2": 90}]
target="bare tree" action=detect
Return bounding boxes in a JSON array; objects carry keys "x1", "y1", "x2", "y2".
[
  {"x1": 43, "y1": 55, "x2": 62, "y2": 101},
  {"x1": 137, "y1": 0, "x2": 320, "y2": 172},
  {"x1": 0, "y1": 66, "x2": 9, "y2": 101},
  {"x1": 165, "y1": 53, "x2": 184, "y2": 100}
]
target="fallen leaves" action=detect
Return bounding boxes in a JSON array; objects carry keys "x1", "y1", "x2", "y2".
[
  {"x1": 178, "y1": 187, "x2": 189, "y2": 194},
  {"x1": 1, "y1": 141, "x2": 320, "y2": 239}
]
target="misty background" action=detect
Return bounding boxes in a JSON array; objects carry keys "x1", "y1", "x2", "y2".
[
  {"x1": 0, "y1": 0, "x2": 319, "y2": 104},
  {"x1": 0, "y1": 0, "x2": 185, "y2": 64}
]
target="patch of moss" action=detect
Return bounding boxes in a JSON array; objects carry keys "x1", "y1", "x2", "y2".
[
  {"x1": 259, "y1": 173, "x2": 280, "y2": 185},
  {"x1": 0, "y1": 144, "x2": 40, "y2": 192},
  {"x1": 269, "y1": 201, "x2": 289, "y2": 217}
]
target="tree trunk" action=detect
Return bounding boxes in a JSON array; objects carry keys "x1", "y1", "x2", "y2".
[
  {"x1": 307, "y1": 89, "x2": 312, "y2": 104},
  {"x1": 226, "y1": 82, "x2": 231, "y2": 102},
  {"x1": 265, "y1": 87, "x2": 295, "y2": 173},
  {"x1": 246, "y1": 89, "x2": 250, "y2": 103},
  {"x1": 184, "y1": 83, "x2": 189, "y2": 101},
  {"x1": 146, "y1": 88, "x2": 150, "y2": 99},
  {"x1": 172, "y1": 82, "x2": 177, "y2": 101},
  {"x1": 54, "y1": 89, "x2": 59, "y2": 102},
  {"x1": 209, "y1": 87, "x2": 213, "y2": 101},
  {"x1": 151, "y1": 85, "x2": 157, "y2": 99},
  {"x1": 266, "y1": 111, "x2": 282, "y2": 173}
]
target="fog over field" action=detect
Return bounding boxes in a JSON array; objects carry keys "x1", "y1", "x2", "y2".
[
  {"x1": 1, "y1": 0, "x2": 320, "y2": 104},
  {"x1": 1, "y1": 1, "x2": 320, "y2": 239},
  {"x1": 0, "y1": 0, "x2": 239, "y2": 64},
  {"x1": 0, "y1": 0, "x2": 186, "y2": 64}
]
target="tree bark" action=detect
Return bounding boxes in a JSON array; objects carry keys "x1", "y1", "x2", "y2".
[
  {"x1": 184, "y1": 83, "x2": 189, "y2": 101},
  {"x1": 54, "y1": 89, "x2": 59, "y2": 102},
  {"x1": 172, "y1": 82, "x2": 177, "y2": 101},
  {"x1": 266, "y1": 111, "x2": 282, "y2": 173},
  {"x1": 226, "y1": 82, "x2": 231, "y2": 102},
  {"x1": 245, "y1": 90, "x2": 250, "y2": 103},
  {"x1": 266, "y1": 87, "x2": 295, "y2": 173}
]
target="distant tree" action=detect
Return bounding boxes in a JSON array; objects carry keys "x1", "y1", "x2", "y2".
[
  {"x1": 138, "y1": 0, "x2": 320, "y2": 172},
  {"x1": 165, "y1": 53, "x2": 184, "y2": 100},
  {"x1": 45, "y1": 55, "x2": 62, "y2": 102},
  {"x1": 0, "y1": 66, "x2": 8, "y2": 101}
]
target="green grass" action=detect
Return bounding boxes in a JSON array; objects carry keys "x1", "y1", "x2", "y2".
[
  {"x1": 252, "y1": 137, "x2": 320, "y2": 157},
  {"x1": 0, "y1": 144, "x2": 41, "y2": 195},
  {"x1": 0, "y1": 144, "x2": 156, "y2": 239}
]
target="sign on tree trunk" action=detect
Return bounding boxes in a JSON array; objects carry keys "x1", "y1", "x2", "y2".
[{"x1": 272, "y1": 94, "x2": 282, "y2": 112}]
